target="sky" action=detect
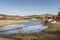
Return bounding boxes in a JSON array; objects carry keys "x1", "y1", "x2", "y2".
[{"x1": 0, "y1": 0, "x2": 60, "y2": 16}]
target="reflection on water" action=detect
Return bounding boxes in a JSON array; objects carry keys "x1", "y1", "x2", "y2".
[{"x1": 0, "y1": 20, "x2": 48, "y2": 34}]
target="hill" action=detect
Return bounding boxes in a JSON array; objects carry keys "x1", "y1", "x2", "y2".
[{"x1": 0, "y1": 14, "x2": 57, "y2": 20}]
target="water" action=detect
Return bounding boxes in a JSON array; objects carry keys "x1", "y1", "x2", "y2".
[
  {"x1": 20, "y1": 25, "x2": 48, "y2": 34},
  {"x1": 0, "y1": 20, "x2": 48, "y2": 34}
]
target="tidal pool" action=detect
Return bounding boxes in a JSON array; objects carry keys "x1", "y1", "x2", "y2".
[{"x1": 0, "y1": 20, "x2": 48, "y2": 34}]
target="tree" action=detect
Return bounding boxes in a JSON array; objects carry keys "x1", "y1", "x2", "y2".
[{"x1": 58, "y1": 8, "x2": 60, "y2": 18}]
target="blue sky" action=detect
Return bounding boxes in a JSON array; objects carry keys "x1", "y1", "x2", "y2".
[{"x1": 0, "y1": 0, "x2": 60, "y2": 16}]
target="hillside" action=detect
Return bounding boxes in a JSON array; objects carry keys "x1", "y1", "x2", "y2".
[{"x1": 0, "y1": 14, "x2": 57, "y2": 20}]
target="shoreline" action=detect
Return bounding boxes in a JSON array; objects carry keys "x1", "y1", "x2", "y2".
[
  {"x1": 0, "y1": 19, "x2": 41, "y2": 27},
  {"x1": 0, "y1": 20, "x2": 27, "y2": 27}
]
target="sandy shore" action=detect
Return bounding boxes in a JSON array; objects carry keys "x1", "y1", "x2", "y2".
[{"x1": 0, "y1": 20, "x2": 27, "y2": 27}]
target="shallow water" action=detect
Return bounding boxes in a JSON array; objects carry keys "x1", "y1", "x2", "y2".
[
  {"x1": 20, "y1": 25, "x2": 48, "y2": 34},
  {"x1": 0, "y1": 20, "x2": 48, "y2": 34}
]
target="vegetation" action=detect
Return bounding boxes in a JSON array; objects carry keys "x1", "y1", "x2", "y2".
[{"x1": 0, "y1": 14, "x2": 57, "y2": 20}]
